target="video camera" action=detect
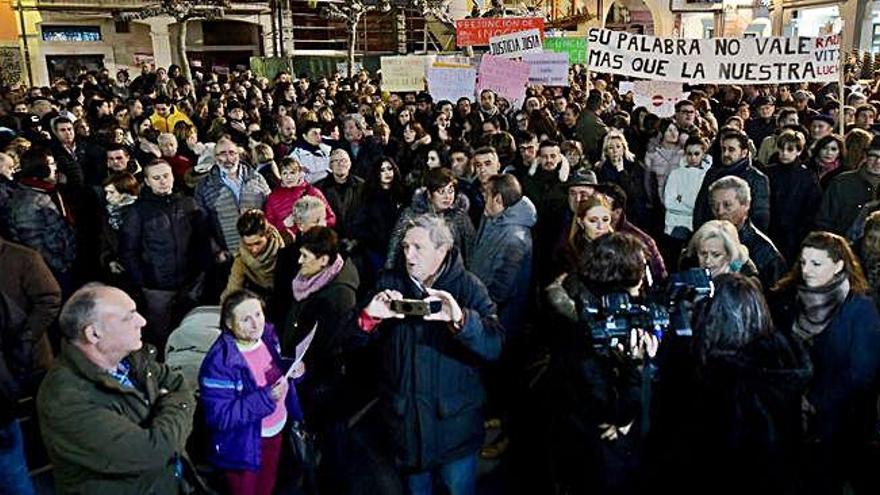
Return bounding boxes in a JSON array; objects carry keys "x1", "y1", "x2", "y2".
[{"x1": 580, "y1": 268, "x2": 714, "y2": 350}]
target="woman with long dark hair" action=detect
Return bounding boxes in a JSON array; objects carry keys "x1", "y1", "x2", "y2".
[{"x1": 351, "y1": 157, "x2": 408, "y2": 279}]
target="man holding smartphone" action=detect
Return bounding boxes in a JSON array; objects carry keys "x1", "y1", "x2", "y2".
[{"x1": 352, "y1": 214, "x2": 503, "y2": 495}]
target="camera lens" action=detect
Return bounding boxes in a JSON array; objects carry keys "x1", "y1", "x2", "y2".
[{"x1": 401, "y1": 302, "x2": 413, "y2": 312}]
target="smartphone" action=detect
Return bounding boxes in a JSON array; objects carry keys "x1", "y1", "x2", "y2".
[{"x1": 390, "y1": 299, "x2": 443, "y2": 316}]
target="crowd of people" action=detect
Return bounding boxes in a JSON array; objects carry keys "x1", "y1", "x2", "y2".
[{"x1": 2, "y1": 58, "x2": 880, "y2": 494}]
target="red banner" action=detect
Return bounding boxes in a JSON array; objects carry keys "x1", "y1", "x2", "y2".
[{"x1": 455, "y1": 17, "x2": 545, "y2": 47}]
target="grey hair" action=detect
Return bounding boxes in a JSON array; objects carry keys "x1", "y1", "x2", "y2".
[
  {"x1": 157, "y1": 133, "x2": 177, "y2": 146},
  {"x1": 343, "y1": 113, "x2": 367, "y2": 131},
  {"x1": 58, "y1": 282, "x2": 109, "y2": 341},
  {"x1": 709, "y1": 175, "x2": 751, "y2": 207},
  {"x1": 292, "y1": 196, "x2": 327, "y2": 226},
  {"x1": 404, "y1": 214, "x2": 454, "y2": 250}
]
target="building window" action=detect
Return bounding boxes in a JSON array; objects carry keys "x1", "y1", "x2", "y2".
[
  {"x1": 41, "y1": 26, "x2": 102, "y2": 42},
  {"x1": 873, "y1": 24, "x2": 880, "y2": 53}
]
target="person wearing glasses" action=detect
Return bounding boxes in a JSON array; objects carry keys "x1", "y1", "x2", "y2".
[
  {"x1": 385, "y1": 167, "x2": 476, "y2": 270},
  {"x1": 816, "y1": 137, "x2": 880, "y2": 236}
]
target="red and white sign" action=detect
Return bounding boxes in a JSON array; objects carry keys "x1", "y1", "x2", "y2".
[{"x1": 455, "y1": 17, "x2": 545, "y2": 47}]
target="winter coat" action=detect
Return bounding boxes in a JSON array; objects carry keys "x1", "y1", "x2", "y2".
[
  {"x1": 264, "y1": 183, "x2": 336, "y2": 237},
  {"x1": 663, "y1": 163, "x2": 708, "y2": 236},
  {"x1": 339, "y1": 137, "x2": 384, "y2": 179},
  {"x1": 618, "y1": 218, "x2": 669, "y2": 282},
  {"x1": 596, "y1": 158, "x2": 650, "y2": 229},
  {"x1": 199, "y1": 325, "x2": 303, "y2": 472},
  {"x1": 349, "y1": 249, "x2": 503, "y2": 470},
  {"x1": 48, "y1": 140, "x2": 86, "y2": 188},
  {"x1": 0, "y1": 289, "x2": 27, "y2": 424},
  {"x1": 469, "y1": 197, "x2": 537, "y2": 335},
  {"x1": 283, "y1": 258, "x2": 360, "y2": 423},
  {"x1": 7, "y1": 180, "x2": 77, "y2": 275},
  {"x1": 739, "y1": 221, "x2": 787, "y2": 292},
  {"x1": 350, "y1": 189, "x2": 405, "y2": 266},
  {"x1": 575, "y1": 110, "x2": 609, "y2": 163},
  {"x1": 314, "y1": 175, "x2": 364, "y2": 238},
  {"x1": 0, "y1": 239, "x2": 61, "y2": 375},
  {"x1": 520, "y1": 165, "x2": 568, "y2": 222},
  {"x1": 37, "y1": 343, "x2": 198, "y2": 495},
  {"x1": 289, "y1": 141, "x2": 332, "y2": 184},
  {"x1": 764, "y1": 159, "x2": 823, "y2": 261},
  {"x1": 119, "y1": 189, "x2": 207, "y2": 291},
  {"x1": 643, "y1": 146, "x2": 684, "y2": 209},
  {"x1": 385, "y1": 189, "x2": 476, "y2": 270},
  {"x1": 194, "y1": 164, "x2": 270, "y2": 253},
  {"x1": 149, "y1": 106, "x2": 194, "y2": 134},
  {"x1": 693, "y1": 156, "x2": 771, "y2": 232},
  {"x1": 814, "y1": 168, "x2": 878, "y2": 236},
  {"x1": 651, "y1": 331, "x2": 812, "y2": 495},
  {"x1": 0, "y1": 177, "x2": 17, "y2": 238}
]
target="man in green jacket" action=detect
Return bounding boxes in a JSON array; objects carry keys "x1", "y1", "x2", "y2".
[
  {"x1": 575, "y1": 89, "x2": 608, "y2": 163},
  {"x1": 37, "y1": 283, "x2": 199, "y2": 494}
]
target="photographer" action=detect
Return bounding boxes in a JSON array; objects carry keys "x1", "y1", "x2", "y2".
[
  {"x1": 350, "y1": 213, "x2": 502, "y2": 494},
  {"x1": 545, "y1": 232, "x2": 657, "y2": 494}
]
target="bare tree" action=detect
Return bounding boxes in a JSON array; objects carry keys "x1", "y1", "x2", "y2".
[
  {"x1": 115, "y1": 0, "x2": 230, "y2": 80},
  {"x1": 317, "y1": 0, "x2": 392, "y2": 79}
]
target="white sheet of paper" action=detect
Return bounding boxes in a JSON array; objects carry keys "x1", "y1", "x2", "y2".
[{"x1": 285, "y1": 323, "x2": 317, "y2": 379}]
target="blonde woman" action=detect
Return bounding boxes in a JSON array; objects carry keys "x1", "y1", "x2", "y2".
[
  {"x1": 683, "y1": 219, "x2": 759, "y2": 281},
  {"x1": 595, "y1": 129, "x2": 649, "y2": 227}
]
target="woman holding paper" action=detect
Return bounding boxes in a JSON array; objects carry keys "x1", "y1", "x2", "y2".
[{"x1": 199, "y1": 289, "x2": 305, "y2": 495}]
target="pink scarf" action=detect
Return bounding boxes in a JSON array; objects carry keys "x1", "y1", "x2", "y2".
[{"x1": 292, "y1": 255, "x2": 344, "y2": 301}]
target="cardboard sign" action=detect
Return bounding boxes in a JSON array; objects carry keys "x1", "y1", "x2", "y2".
[
  {"x1": 489, "y1": 28, "x2": 543, "y2": 58},
  {"x1": 544, "y1": 37, "x2": 588, "y2": 65},
  {"x1": 476, "y1": 54, "x2": 530, "y2": 107},
  {"x1": 381, "y1": 56, "x2": 429, "y2": 92},
  {"x1": 522, "y1": 52, "x2": 569, "y2": 86},
  {"x1": 587, "y1": 28, "x2": 841, "y2": 84},
  {"x1": 428, "y1": 66, "x2": 477, "y2": 103},
  {"x1": 455, "y1": 17, "x2": 545, "y2": 47},
  {"x1": 632, "y1": 81, "x2": 686, "y2": 117}
]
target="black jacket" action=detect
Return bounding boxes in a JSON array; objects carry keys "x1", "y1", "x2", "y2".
[
  {"x1": 815, "y1": 168, "x2": 879, "y2": 236},
  {"x1": 693, "y1": 156, "x2": 771, "y2": 232},
  {"x1": 764, "y1": 159, "x2": 823, "y2": 261},
  {"x1": 739, "y1": 221, "x2": 787, "y2": 291},
  {"x1": 314, "y1": 175, "x2": 364, "y2": 239},
  {"x1": 339, "y1": 137, "x2": 384, "y2": 179},
  {"x1": 348, "y1": 249, "x2": 503, "y2": 471},
  {"x1": 0, "y1": 290, "x2": 27, "y2": 424},
  {"x1": 118, "y1": 189, "x2": 207, "y2": 290}
]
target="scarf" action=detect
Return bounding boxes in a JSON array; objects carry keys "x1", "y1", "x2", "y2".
[
  {"x1": 793, "y1": 271, "x2": 850, "y2": 340},
  {"x1": 817, "y1": 158, "x2": 840, "y2": 179},
  {"x1": 237, "y1": 224, "x2": 284, "y2": 290},
  {"x1": 19, "y1": 176, "x2": 75, "y2": 225},
  {"x1": 105, "y1": 195, "x2": 137, "y2": 230},
  {"x1": 292, "y1": 254, "x2": 344, "y2": 301}
]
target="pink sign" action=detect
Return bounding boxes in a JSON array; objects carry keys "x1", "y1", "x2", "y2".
[
  {"x1": 455, "y1": 17, "x2": 545, "y2": 47},
  {"x1": 476, "y1": 55, "x2": 530, "y2": 107}
]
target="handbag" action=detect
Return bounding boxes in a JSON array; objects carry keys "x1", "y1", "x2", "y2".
[{"x1": 289, "y1": 420, "x2": 320, "y2": 469}]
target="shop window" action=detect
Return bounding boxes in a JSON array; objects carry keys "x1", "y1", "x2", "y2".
[{"x1": 41, "y1": 25, "x2": 101, "y2": 42}]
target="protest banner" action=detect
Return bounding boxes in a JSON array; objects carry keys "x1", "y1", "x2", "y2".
[
  {"x1": 544, "y1": 37, "x2": 588, "y2": 65},
  {"x1": 632, "y1": 80, "x2": 686, "y2": 117},
  {"x1": 456, "y1": 17, "x2": 545, "y2": 47},
  {"x1": 587, "y1": 28, "x2": 841, "y2": 84},
  {"x1": 250, "y1": 57, "x2": 293, "y2": 81},
  {"x1": 381, "y1": 56, "x2": 429, "y2": 92},
  {"x1": 489, "y1": 28, "x2": 544, "y2": 58},
  {"x1": 476, "y1": 54, "x2": 530, "y2": 106},
  {"x1": 522, "y1": 52, "x2": 569, "y2": 86},
  {"x1": 427, "y1": 66, "x2": 477, "y2": 103}
]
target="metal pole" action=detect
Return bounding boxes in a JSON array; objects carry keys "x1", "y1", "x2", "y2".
[{"x1": 17, "y1": 0, "x2": 33, "y2": 86}]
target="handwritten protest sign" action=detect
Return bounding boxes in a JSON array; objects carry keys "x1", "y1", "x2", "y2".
[
  {"x1": 522, "y1": 52, "x2": 569, "y2": 86},
  {"x1": 489, "y1": 29, "x2": 543, "y2": 58},
  {"x1": 477, "y1": 55, "x2": 530, "y2": 106},
  {"x1": 632, "y1": 81, "x2": 686, "y2": 117},
  {"x1": 428, "y1": 66, "x2": 477, "y2": 103},
  {"x1": 587, "y1": 28, "x2": 841, "y2": 84},
  {"x1": 381, "y1": 56, "x2": 429, "y2": 92},
  {"x1": 456, "y1": 17, "x2": 544, "y2": 47},
  {"x1": 544, "y1": 37, "x2": 588, "y2": 65}
]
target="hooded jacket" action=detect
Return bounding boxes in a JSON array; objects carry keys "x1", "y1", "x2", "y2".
[
  {"x1": 350, "y1": 248, "x2": 503, "y2": 471},
  {"x1": 692, "y1": 155, "x2": 771, "y2": 233},
  {"x1": 469, "y1": 197, "x2": 537, "y2": 335},
  {"x1": 385, "y1": 188, "x2": 476, "y2": 270}
]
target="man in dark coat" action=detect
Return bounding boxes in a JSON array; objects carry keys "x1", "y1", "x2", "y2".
[
  {"x1": 0, "y1": 289, "x2": 34, "y2": 495},
  {"x1": 119, "y1": 159, "x2": 207, "y2": 351},
  {"x1": 315, "y1": 149, "x2": 363, "y2": 242},
  {"x1": 693, "y1": 128, "x2": 771, "y2": 232},
  {"x1": 815, "y1": 142, "x2": 880, "y2": 235},
  {"x1": 37, "y1": 284, "x2": 200, "y2": 495},
  {"x1": 351, "y1": 214, "x2": 503, "y2": 493},
  {"x1": 709, "y1": 175, "x2": 787, "y2": 290},
  {"x1": 339, "y1": 113, "x2": 384, "y2": 179}
]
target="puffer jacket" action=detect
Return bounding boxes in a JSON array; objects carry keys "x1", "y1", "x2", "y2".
[
  {"x1": 37, "y1": 343, "x2": 198, "y2": 495},
  {"x1": 263, "y1": 183, "x2": 336, "y2": 237},
  {"x1": 119, "y1": 189, "x2": 207, "y2": 290},
  {"x1": 349, "y1": 248, "x2": 503, "y2": 470},
  {"x1": 199, "y1": 324, "x2": 303, "y2": 472},
  {"x1": 385, "y1": 188, "x2": 476, "y2": 269},
  {"x1": 7, "y1": 179, "x2": 76, "y2": 275},
  {"x1": 149, "y1": 106, "x2": 194, "y2": 134},
  {"x1": 468, "y1": 197, "x2": 537, "y2": 335},
  {"x1": 194, "y1": 164, "x2": 270, "y2": 253}
]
